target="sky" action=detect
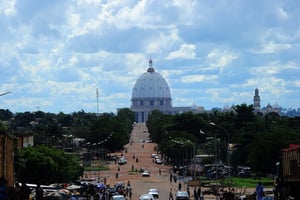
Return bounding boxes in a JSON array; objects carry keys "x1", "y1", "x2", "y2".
[{"x1": 0, "y1": 0, "x2": 300, "y2": 114}]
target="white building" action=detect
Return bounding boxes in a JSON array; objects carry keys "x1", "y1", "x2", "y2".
[{"x1": 130, "y1": 59, "x2": 204, "y2": 122}]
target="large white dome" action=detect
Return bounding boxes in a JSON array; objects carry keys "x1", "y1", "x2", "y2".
[
  {"x1": 130, "y1": 59, "x2": 172, "y2": 122},
  {"x1": 132, "y1": 68, "x2": 171, "y2": 99}
]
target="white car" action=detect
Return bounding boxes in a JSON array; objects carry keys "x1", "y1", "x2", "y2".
[
  {"x1": 175, "y1": 191, "x2": 189, "y2": 200},
  {"x1": 155, "y1": 158, "x2": 162, "y2": 164},
  {"x1": 112, "y1": 195, "x2": 126, "y2": 200},
  {"x1": 142, "y1": 170, "x2": 150, "y2": 177},
  {"x1": 151, "y1": 153, "x2": 157, "y2": 158},
  {"x1": 118, "y1": 157, "x2": 127, "y2": 165},
  {"x1": 139, "y1": 193, "x2": 154, "y2": 200},
  {"x1": 148, "y1": 188, "x2": 159, "y2": 199}
]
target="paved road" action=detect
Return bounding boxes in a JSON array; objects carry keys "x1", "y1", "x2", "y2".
[
  {"x1": 85, "y1": 123, "x2": 222, "y2": 200},
  {"x1": 85, "y1": 123, "x2": 176, "y2": 199}
]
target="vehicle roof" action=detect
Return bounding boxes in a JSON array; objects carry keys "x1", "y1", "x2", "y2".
[
  {"x1": 149, "y1": 188, "x2": 158, "y2": 191},
  {"x1": 140, "y1": 193, "x2": 154, "y2": 197},
  {"x1": 176, "y1": 191, "x2": 189, "y2": 196},
  {"x1": 112, "y1": 195, "x2": 125, "y2": 199}
]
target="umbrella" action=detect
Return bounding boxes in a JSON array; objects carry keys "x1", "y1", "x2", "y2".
[
  {"x1": 97, "y1": 183, "x2": 105, "y2": 189},
  {"x1": 66, "y1": 184, "x2": 81, "y2": 190},
  {"x1": 47, "y1": 191, "x2": 62, "y2": 197},
  {"x1": 58, "y1": 189, "x2": 70, "y2": 195}
]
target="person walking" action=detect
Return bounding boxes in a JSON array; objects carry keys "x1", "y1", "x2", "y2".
[
  {"x1": 0, "y1": 178, "x2": 7, "y2": 200},
  {"x1": 178, "y1": 182, "x2": 182, "y2": 191},
  {"x1": 169, "y1": 188, "x2": 174, "y2": 200},
  {"x1": 35, "y1": 184, "x2": 44, "y2": 200},
  {"x1": 19, "y1": 182, "x2": 31, "y2": 200},
  {"x1": 255, "y1": 181, "x2": 264, "y2": 200}
]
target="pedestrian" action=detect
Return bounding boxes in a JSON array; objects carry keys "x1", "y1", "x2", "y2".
[
  {"x1": 129, "y1": 189, "x2": 132, "y2": 200},
  {"x1": 173, "y1": 175, "x2": 177, "y2": 183},
  {"x1": 178, "y1": 182, "x2": 182, "y2": 191},
  {"x1": 169, "y1": 188, "x2": 174, "y2": 200},
  {"x1": 70, "y1": 194, "x2": 77, "y2": 200},
  {"x1": 0, "y1": 177, "x2": 7, "y2": 200},
  {"x1": 19, "y1": 182, "x2": 31, "y2": 200},
  {"x1": 11, "y1": 182, "x2": 21, "y2": 200},
  {"x1": 170, "y1": 173, "x2": 173, "y2": 183},
  {"x1": 193, "y1": 187, "x2": 197, "y2": 200},
  {"x1": 35, "y1": 184, "x2": 44, "y2": 200},
  {"x1": 197, "y1": 187, "x2": 201, "y2": 200},
  {"x1": 255, "y1": 181, "x2": 264, "y2": 200}
]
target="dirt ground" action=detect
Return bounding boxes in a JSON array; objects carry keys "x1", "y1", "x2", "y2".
[{"x1": 84, "y1": 123, "x2": 257, "y2": 200}]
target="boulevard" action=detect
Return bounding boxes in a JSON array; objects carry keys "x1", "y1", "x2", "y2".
[
  {"x1": 84, "y1": 123, "x2": 226, "y2": 200},
  {"x1": 85, "y1": 123, "x2": 175, "y2": 199}
]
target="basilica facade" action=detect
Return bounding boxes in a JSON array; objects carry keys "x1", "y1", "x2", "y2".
[{"x1": 130, "y1": 59, "x2": 203, "y2": 122}]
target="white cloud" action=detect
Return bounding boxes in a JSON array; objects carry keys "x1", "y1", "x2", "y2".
[
  {"x1": 277, "y1": 7, "x2": 290, "y2": 19},
  {"x1": 250, "y1": 61, "x2": 299, "y2": 75},
  {"x1": 0, "y1": 0, "x2": 16, "y2": 16},
  {"x1": 181, "y1": 75, "x2": 218, "y2": 83},
  {"x1": 294, "y1": 80, "x2": 300, "y2": 87},
  {"x1": 206, "y1": 49, "x2": 238, "y2": 72},
  {"x1": 258, "y1": 41, "x2": 291, "y2": 54},
  {"x1": 166, "y1": 44, "x2": 196, "y2": 60},
  {"x1": 144, "y1": 28, "x2": 181, "y2": 54},
  {"x1": 0, "y1": 0, "x2": 299, "y2": 113}
]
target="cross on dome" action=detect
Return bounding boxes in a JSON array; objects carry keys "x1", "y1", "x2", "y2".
[{"x1": 147, "y1": 57, "x2": 155, "y2": 72}]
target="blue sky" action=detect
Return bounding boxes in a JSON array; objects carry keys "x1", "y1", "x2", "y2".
[{"x1": 0, "y1": 0, "x2": 299, "y2": 114}]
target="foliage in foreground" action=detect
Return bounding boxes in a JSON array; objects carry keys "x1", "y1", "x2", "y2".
[{"x1": 15, "y1": 145, "x2": 83, "y2": 184}]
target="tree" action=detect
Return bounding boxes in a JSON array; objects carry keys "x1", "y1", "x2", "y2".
[
  {"x1": 89, "y1": 113, "x2": 131, "y2": 152},
  {"x1": 233, "y1": 104, "x2": 255, "y2": 128},
  {"x1": 15, "y1": 145, "x2": 83, "y2": 184}
]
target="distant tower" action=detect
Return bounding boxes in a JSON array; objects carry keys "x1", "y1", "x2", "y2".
[{"x1": 253, "y1": 88, "x2": 261, "y2": 110}]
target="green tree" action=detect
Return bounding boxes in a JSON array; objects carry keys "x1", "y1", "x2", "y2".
[
  {"x1": 89, "y1": 113, "x2": 130, "y2": 152},
  {"x1": 15, "y1": 145, "x2": 83, "y2": 184},
  {"x1": 233, "y1": 104, "x2": 255, "y2": 127}
]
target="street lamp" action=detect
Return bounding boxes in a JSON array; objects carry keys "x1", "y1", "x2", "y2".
[
  {"x1": 0, "y1": 91, "x2": 12, "y2": 97},
  {"x1": 210, "y1": 122, "x2": 231, "y2": 186}
]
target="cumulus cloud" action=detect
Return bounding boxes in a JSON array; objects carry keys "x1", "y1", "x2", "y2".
[
  {"x1": 181, "y1": 74, "x2": 218, "y2": 83},
  {"x1": 0, "y1": 0, "x2": 299, "y2": 113},
  {"x1": 166, "y1": 44, "x2": 196, "y2": 60},
  {"x1": 206, "y1": 49, "x2": 238, "y2": 72}
]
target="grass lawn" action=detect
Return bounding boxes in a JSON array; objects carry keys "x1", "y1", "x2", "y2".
[
  {"x1": 224, "y1": 177, "x2": 274, "y2": 188},
  {"x1": 199, "y1": 176, "x2": 274, "y2": 188},
  {"x1": 84, "y1": 165, "x2": 110, "y2": 171}
]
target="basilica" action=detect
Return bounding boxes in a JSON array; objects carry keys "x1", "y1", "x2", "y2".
[
  {"x1": 130, "y1": 59, "x2": 282, "y2": 122},
  {"x1": 130, "y1": 59, "x2": 203, "y2": 122}
]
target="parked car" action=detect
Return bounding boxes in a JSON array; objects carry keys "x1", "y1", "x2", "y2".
[
  {"x1": 148, "y1": 188, "x2": 159, "y2": 199},
  {"x1": 151, "y1": 153, "x2": 157, "y2": 158},
  {"x1": 175, "y1": 191, "x2": 189, "y2": 200},
  {"x1": 155, "y1": 158, "x2": 162, "y2": 164},
  {"x1": 142, "y1": 170, "x2": 150, "y2": 177},
  {"x1": 139, "y1": 193, "x2": 155, "y2": 200}
]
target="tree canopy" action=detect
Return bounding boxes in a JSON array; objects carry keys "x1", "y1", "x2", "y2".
[
  {"x1": 146, "y1": 104, "x2": 300, "y2": 174},
  {"x1": 15, "y1": 145, "x2": 83, "y2": 184}
]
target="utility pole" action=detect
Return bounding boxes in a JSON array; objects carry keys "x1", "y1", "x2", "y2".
[
  {"x1": 96, "y1": 88, "x2": 99, "y2": 116},
  {"x1": 210, "y1": 122, "x2": 230, "y2": 187}
]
